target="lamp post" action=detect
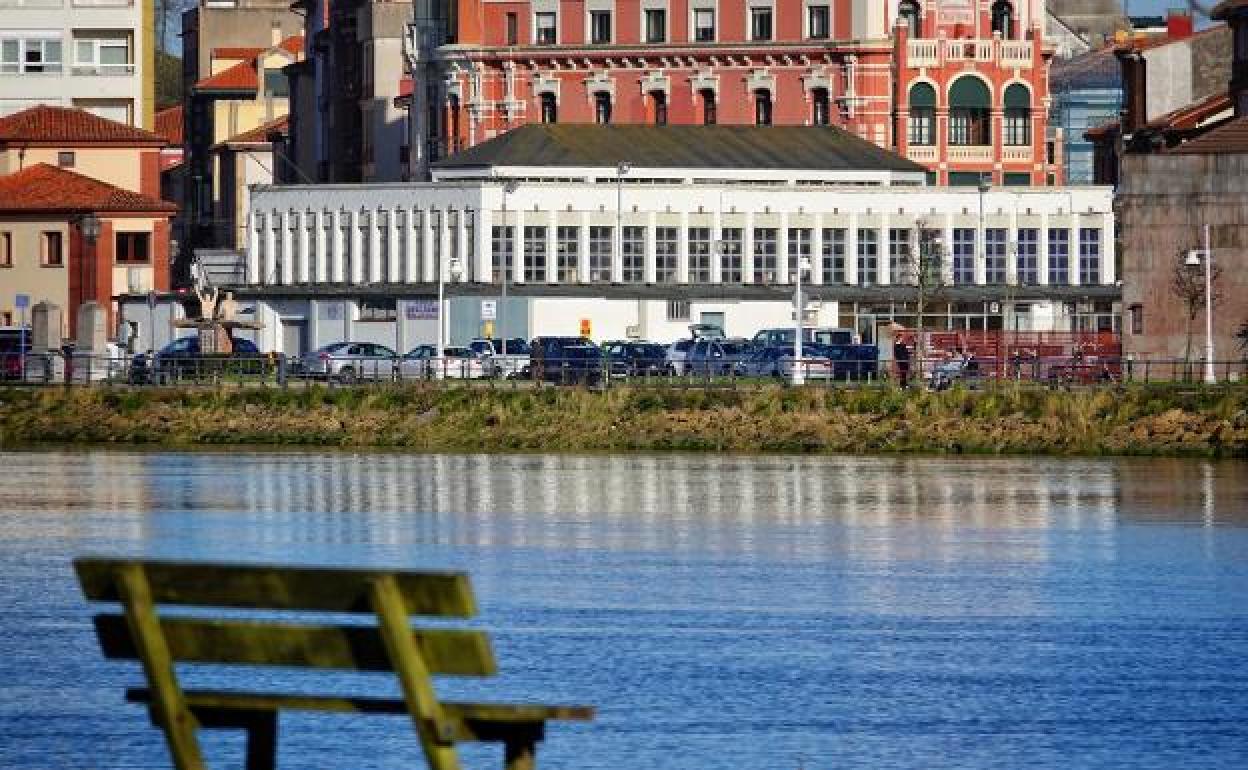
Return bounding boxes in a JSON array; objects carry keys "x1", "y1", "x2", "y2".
[
  {"x1": 792, "y1": 254, "x2": 812, "y2": 386},
  {"x1": 615, "y1": 161, "x2": 630, "y2": 283},
  {"x1": 437, "y1": 254, "x2": 463, "y2": 365},
  {"x1": 1184, "y1": 223, "x2": 1215, "y2": 385},
  {"x1": 499, "y1": 179, "x2": 518, "y2": 355}
]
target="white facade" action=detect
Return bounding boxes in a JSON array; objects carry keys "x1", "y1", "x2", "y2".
[
  {"x1": 0, "y1": 0, "x2": 149, "y2": 127},
  {"x1": 241, "y1": 166, "x2": 1117, "y2": 355}
]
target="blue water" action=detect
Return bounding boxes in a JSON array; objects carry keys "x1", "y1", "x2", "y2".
[{"x1": 1, "y1": 451, "x2": 1247, "y2": 769}]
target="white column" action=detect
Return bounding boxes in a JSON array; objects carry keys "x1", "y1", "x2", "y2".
[
  {"x1": 942, "y1": 213, "x2": 955, "y2": 286},
  {"x1": 877, "y1": 213, "x2": 891, "y2": 286},
  {"x1": 676, "y1": 211, "x2": 689, "y2": 284},
  {"x1": 577, "y1": 214, "x2": 591, "y2": 284},
  {"x1": 280, "y1": 218, "x2": 294, "y2": 284},
  {"x1": 775, "y1": 216, "x2": 790, "y2": 284},
  {"x1": 810, "y1": 223, "x2": 824, "y2": 285},
  {"x1": 458, "y1": 210, "x2": 472, "y2": 282},
  {"x1": 544, "y1": 219, "x2": 557, "y2": 284},
  {"x1": 611, "y1": 216, "x2": 624, "y2": 284},
  {"x1": 263, "y1": 216, "x2": 277, "y2": 285},
  {"x1": 512, "y1": 208, "x2": 526, "y2": 284},
  {"x1": 387, "y1": 208, "x2": 401, "y2": 283},
  {"x1": 1006, "y1": 205, "x2": 1019, "y2": 286},
  {"x1": 421, "y1": 209, "x2": 436, "y2": 283},
  {"x1": 644, "y1": 212, "x2": 657, "y2": 284},
  {"x1": 314, "y1": 212, "x2": 328, "y2": 283},
  {"x1": 975, "y1": 206, "x2": 987, "y2": 286},
  {"x1": 438, "y1": 211, "x2": 452, "y2": 281},
  {"x1": 1100, "y1": 212, "x2": 1114, "y2": 285},
  {"x1": 1068, "y1": 217, "x2": 1081, "y2": 287},
  {"x1": 349, "y1": 210, "x2": 364, "y2": 284},
  {"x1": 710, "y1": 209, "x2": 723, "y2": 284},
  {"x1": 741, "y1": 213, "x2": 755, "y2": 284},
  {"x1": 844, "y1": 213, "x2": 859, "y2": 286},
  {"x1": 331, "y1": 211, "x2": 345, "y2": 283},
  {"x1": 246, "y1": 216, "x2": 260, "y2": 284},
  {"x1": 475, "y1": 209, "x2": 492, "y2": 283},
  {"x1": 298, "y1": 214, "x2": 312, "y2": 284},
  {"x1": 405, "y1": 208, "x2": 421, "y2": 283},
  {"x1": 1037, "y1": 212, "x2": 1050, "y2": 286},
  {"x1": 368, "y1": 213, "x2": 382, "y2": 284}
]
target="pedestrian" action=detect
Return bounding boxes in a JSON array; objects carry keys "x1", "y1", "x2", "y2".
[{"x1": 894, "y1": 337, "x2": 911, "y2": 388}]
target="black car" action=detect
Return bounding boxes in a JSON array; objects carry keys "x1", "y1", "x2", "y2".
[
  {"x1": 129, "y1": 335, "x2": 264, "y2": 384},
  {"x1": 0, "y1": 328, "x2": 31, "y2": 381},
  {"x1": 530, "y1": 336, "x2": 603, "y2": 385},
  {"x1": 603, "y1": 341, "x2": 668, "y2": 378}
]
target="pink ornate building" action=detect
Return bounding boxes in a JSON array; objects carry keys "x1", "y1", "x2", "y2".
[{"x1": 404, "y1": 0, "x2": 1061, "y2": 185}]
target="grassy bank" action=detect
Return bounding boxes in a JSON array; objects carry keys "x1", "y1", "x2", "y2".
[{"x1": 1, "y1": 384, "x2": 1246, "y2": 457}]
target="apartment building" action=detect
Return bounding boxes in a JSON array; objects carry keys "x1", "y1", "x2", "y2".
[
  {"x1": 0, "y1": 0, "x2": 153, "y2": 128},
  {"x1": 399, "y1": 0, "x2": 1059, "y2": 186}
]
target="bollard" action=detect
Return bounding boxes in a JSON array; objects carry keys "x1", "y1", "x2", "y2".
[{"x1": 277, "y1": 354, "x2": 288, "y2": 388}]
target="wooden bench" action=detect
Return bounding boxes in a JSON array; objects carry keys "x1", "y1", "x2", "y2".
[{"x1": 74, "y1": 558, "x2": 593, "y2": 770}]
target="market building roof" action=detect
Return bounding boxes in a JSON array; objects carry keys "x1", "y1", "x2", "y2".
[
  {"x1": 1168, "y1": 116, "x2": 1248, "y2": 154},
  {"x1": 432, "y1": 124, "x2": 925, "y2": 174},
  {"x1": 0, "y1": 105, "x2": 165, "y2": 146},
  {"x1": 0, "y1": 164, "x2": 177, "y2": 213}
]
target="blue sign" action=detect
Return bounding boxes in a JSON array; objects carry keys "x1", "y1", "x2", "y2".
[{"x1": 14, "y1": 293, "x2": 29, "y2": 310}]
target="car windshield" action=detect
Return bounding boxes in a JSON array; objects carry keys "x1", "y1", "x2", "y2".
[
  {"x1": 636, "y1": 344, "x2": 665, "y2": 357},
  {"x1": 404, "y1": 347, "x2": 433, "y2": 358},
  {"x1": 672, "y1": 339, "x2": 693, "y2": 352},
  {"x1": 720, "y1": 342, "x2": 747, "y2": 355},
  {"x1": 162, "y1": 337, "x2": 198, "y2": 354},
  {"x1": 469, "y1": 340, "x2": 493, "y2": 354},
  {"x1": 314, "y1": 343, "x2": 349, "y2": 354},
  {"x1": 814, "y1": 330, "x2": 855, "y2": 346},
  {"x1": 500, "y1": 339, "x2": 530, "y2": 354}
]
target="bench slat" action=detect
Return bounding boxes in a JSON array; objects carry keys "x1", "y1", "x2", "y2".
[
  {"x1": 126, "y1": 689, "x2": 595, "y2": 742},
  {"x1": 75, "y1": 559, "x2": 477, "y2": 617},
  {"x1": 95, "y1": 615, "x2": 497, "y2": 676}
]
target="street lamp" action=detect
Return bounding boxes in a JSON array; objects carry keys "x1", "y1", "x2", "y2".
[
  {"x1": 499, "y1": 179, "x2": 518, "y2": 355},
  {"x1": 437, "y1": 250, "x2": 463, "y2": 363},
  {"x1": 1184, "y1": 223, "x2": 1215, "y2": 385},
  {"x1": 792, "y1": 254, "x2": 812, "y2": 386}
]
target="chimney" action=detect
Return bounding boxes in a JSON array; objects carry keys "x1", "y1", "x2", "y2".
[
  {"x1": 1166, "y1": 8, "x2": 1193, "y2": 40},
  {"x1": 271, "y1": 21, "x2": 282, "y2": 48},
  {"x1": 1115, "y1": 48, "x2": 1148, "y2": 134},
  {"x1": 1214, "y1": 0, "x2": 1248, "y2": 118}
]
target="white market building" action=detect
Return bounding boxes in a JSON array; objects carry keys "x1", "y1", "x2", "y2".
[{"x1": 236, "y1": 124, "x2": 1118, "y2": 355}]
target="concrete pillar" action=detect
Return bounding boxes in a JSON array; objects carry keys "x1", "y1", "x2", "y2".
[
  {"x1": 438, "y1": 210, "x2": 452, "y2": 281},
  {"x1": 314, "y1": 211, "x2": 328, "y2": 283},
  {"x1": 1101, "y1": 211, "x2": 1114, "y2": 284},
  {"x1": 421, "y1": 208, "x2": 436, "y2": 283},
  {"x1": 263, "y1": 215, "x2": 277, "y2": 285},
  {"x1": 31, "y1": 301, "x2": 62, "y2": 351},
  {"x1": 459, "y1": 209, "x2": 473, "y2": 283},
  {"x1": 545, "y1": 218, "x2": 558, "y2": 284},
  {"x1": 741, "y1": 212, "x2": 755, "y2": 284},
  {"x1": 942, "y1": 212, "x2": 955, "y2": 286},
  {"x1": 1069, "y1": 218, "x2": 1082, "y2": 287},
  {"x1": 512, "y1": 208, "x2": 526, "y2": 284},
  {"x1": 776, "y1": 215, "x2": 790, "y2": 284},
  {"x1": 878, "y1": 213, "x2": 891, "y2": 286},
  {"x1": 710, "y1": 208, "x2": 723, "y2": 284},
  {"x1": 810, "y1": 224, "x2": 824, "y2": 285},
  {"x1": 298, "y1": 212, "x2": 312, "y2": 283},
  {"x1": 577, "y1": 214, "x2": 591, "y2": 284},
  {"x1": 476, "y1": 208, "x2": 492, "y2": 283},
  {"x1": 76, "y1": 301, "x2": 107, "y2": 352},
  {"x1": 349, "y1": 209, "x2": 364, "y2": 284},
  {"x1": 644, "y1": 212, "x2": 657, "y2": 284},
  {"x1": 1038, "y1": 212, "x2": 1050, "y2": 286},
  {"x1": 280, "y1": 214, "x2": 294, "y2": 284},
  {"x1": 246, "y1": 214, "x2": 260, "y2": 284},
  {"x1": 845, "y1": 213, "x2": 859, "y2": 286},
  {"x1": 1006, "y1": 205, "x2": 1019, "y2": 286},
  {"x1": 676, "y1": 210, "x2": 689, "y2": 284},
  {"x1": 405, "y1": 208, "x2": 421, "y2": 283},
  {"x1": 331, "y1": 211, "x2": 345, "y2": 283},
  {"x1": 388, "y1": 208, "x2": 402, "y2": 283}
]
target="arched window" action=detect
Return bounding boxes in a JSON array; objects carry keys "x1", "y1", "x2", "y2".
[
  {"x1": 754, "y1": 89, "x2": 772, "y2": 126},
  {"x1": 948, "y1": 77, "x2": 991, "y2": 146},
  {"x1": 811, "y1": 88, "x2": 830, "y2": 126},
  {"x1": 540, "y1": 93, "x2": 557, "y2": 124},
  {"x1": 898, "y1": 0, "x2": 921, "y2": 37},
  {"x1": 907, "y1": 82, "x2": 936, "y2": 146},
  {"x1": 1003, "y1": 83, "x2": 1030, "y2": 146},
  {"x1": 594, "y1": 92, "x2": 612, "y2": 124},
  {"x1": 700, "y1": 89, "x2": 717, "y2": 125},
  {"x1": 651, "y1": 91, "x2": 668, "y2": 125},
  {"x1": 991, "y1": 1, "x2": 1014, "y2": 39}
]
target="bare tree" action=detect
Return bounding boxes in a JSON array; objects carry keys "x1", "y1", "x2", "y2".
[
  {"x1": 896, "y1": 222, "x2": 948, "y2": 375},
  {"x1": 1171, "y1": 250, "x2": 1223, "y2": 369}
]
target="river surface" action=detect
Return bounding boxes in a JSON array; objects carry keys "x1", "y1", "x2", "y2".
[{"x1": 1, "y1": 450, "x2": 1247, "y2": 769}]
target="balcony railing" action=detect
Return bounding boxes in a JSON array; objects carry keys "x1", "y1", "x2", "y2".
[
  {"x1": 905, "y1": 38, "x2": 1033, "y2": 69},
  {"x1": 947, "y1": 146, "x2": 994, "y2": 163},
  {"x1": 1001, "y1": 146, "x2": 1033, "y2": 163},
  {"x1": 906, "y1": 146, "x2": 939, "y2": 163}
]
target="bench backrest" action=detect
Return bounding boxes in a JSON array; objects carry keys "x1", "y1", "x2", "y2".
[{"x1": 75, "y1": 558, "x2": 497, "y2": 770}]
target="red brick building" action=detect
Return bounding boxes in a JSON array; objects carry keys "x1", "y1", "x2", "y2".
[{"x1": 407, "y1": 0, "x2": 1059, "y2": 185}]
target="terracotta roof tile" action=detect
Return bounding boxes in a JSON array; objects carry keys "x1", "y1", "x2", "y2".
[
  {"x1": 1169, "y1": 116, "x2": 1248, "y2": 154},
  {"x1": 221, "y1": 115, "x2": 289, "y2": 146},
  {"x1": 196, "y1": 59, "x2": 258, "y2": 91},
  {"x1": 0, "y1": 164, "x2": 177, "y2": 213},
  {"x1": 0, "y1": 105, "x2": 165, "y2": 145},
  {"x1": 277, "y1": 35, "x2": 304, "y2": 55},
  {"x1": 153, "y1": 107, "x2": 184, "y2": 145},
  {"x1": 212, "y1": 46, "x2": 264, "y2": 60}
]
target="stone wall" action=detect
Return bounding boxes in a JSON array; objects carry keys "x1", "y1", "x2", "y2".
[{"x1": 1119, "y1": 152, "x2": 1248, "y2": 362}]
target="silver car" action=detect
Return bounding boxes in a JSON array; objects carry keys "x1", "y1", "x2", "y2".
[{"x1": 300, "y1": 342, "x2": 397, "y2": 383}]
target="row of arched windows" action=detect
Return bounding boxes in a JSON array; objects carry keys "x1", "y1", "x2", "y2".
[
  {"x1": 907, "y1": 80, "x2": 1031, "y2": 147},
  {"x1": 899, "y1": 0, "x2": 1018, "y2": 39}
]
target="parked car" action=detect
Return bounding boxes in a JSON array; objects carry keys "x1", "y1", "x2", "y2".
[
  {"x1": 686, "y1": 338, "x2": 751, "y2": 376},
  {"x1": 604, "y1": 341, "x2": 668, "y2": 378},
  {"x1": 750, "y1": 327, "x2": 858, "y2": 350},
  {"x1": 530, "y1": 336, "x2": 603, "y2": 385},
  {"x1": 298, "y1": 341, "x2": 397, "y2": 383},
  {"x1": 396, "y1": 344, "x2": 438, "y2": 380},
  {"x1": 736, "y1": 345, "x2": 835, "y2": 380},
  {"x1": 129, "y1": 335, "x2": 264, "y2": 385},
  {"x1": 822, "y1": 343, "x2": 881, "y2": 380},
  {"x1": 467, "y1": 337, "x2": 531, "y2": 379},
  {"x1": 666, "y1": 338, "x2": 695, "y2": 375}
]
